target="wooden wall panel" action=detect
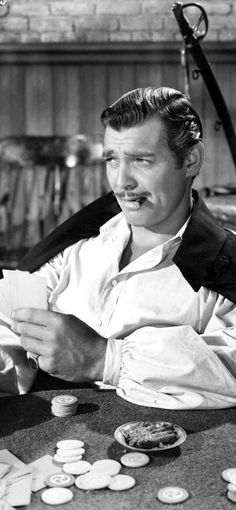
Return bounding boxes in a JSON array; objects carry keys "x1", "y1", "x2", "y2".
[
  {"x1": 0, "y1": 42, "x2": 234, "y2": 189},
  {"x1": 0, "y1": 66, "x2": 26, "y2": 137},
  {"x1": 90, "y1": 64, "x2": 107, "y2": 136},
  {"x1": 0, "y1": 42, "x2": 234, "y2": 264},
  {"x1": 52, "y1": 65, "x2": 80, "y2": 136},
  {"x1": 25, "y1": 65, "x2": 53, "y2": 135}
]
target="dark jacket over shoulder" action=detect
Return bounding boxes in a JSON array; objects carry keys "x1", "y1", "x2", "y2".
[{"x1": 18, "y1": 189, "x2": 236, "y2": 304}]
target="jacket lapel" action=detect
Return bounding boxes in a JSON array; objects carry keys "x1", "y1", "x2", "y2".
[{"x1": 18, "y1": 188, "x2": 236, "y2": 304}]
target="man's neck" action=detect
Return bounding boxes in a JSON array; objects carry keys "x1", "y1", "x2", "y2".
[
  {"x1": 119, "y1": 229, "x2": 175, "y2": 271},
  {"x1": 131, "y1": 227, "x2": 173, "y2": 251},
  {"x1": 119, "y1": 200, "x2": 193, "y2": 270}
]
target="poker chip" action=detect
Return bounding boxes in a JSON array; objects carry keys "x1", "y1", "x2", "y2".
[
  {"x1": 57, "y1": 447, "x2": 85, "y2": 457},
  {"x1": 46, "y1": 473, "x2": 75, "y2": 488},
  {"x1": 51, "y1": 395, "x2": 78, "y2": 417},
  {"x1": 75, "y1": 472, "x2": 111, "y2": 490},
  {"x1": 51, "y1": 408, "x2": 78, "y2": 417},
  {"x1": 157, "y1": 486, "x2": 189, "y2": 504},
  {"x1": 63, "y1": 460, "x2": 91, "y2": 476},
  {"x1": 120, "y1": 452, "x2": 150, "y2": 468},
  {"x1": 52, "y1": 409, "x2": 78, "y2": 417},
  {"x1": 54, "y1": 436, "x2": 86, "y2": 465},
  {"x1": 41, "y1": 487, "x2": 73, "y2": 505},
  {"x1": 57, "y1": 440, "x2": 84, "y2": 450},
  {"x1": 227, "y1": 490, "x2": 236, "y2": 503},
  {"x1": 90, "y1": 459, "x2": 121, "y2": 476},
  {"x1": 222, "y1": 468, "x2": 236, "y2": 483},
  {"x1": 52, "y1": 402, "x2": 78, "y2": 409},
  {"x1": 54, "y1": 453, "x2": 83, "y2": 464},
  {"x1": 108, "y1": 474, "x2": 136, "y2": 491},
  {"x1": 52, "y1": 395, "x2": 78, "y2": 406}
]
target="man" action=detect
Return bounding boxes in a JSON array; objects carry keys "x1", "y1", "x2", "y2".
[{"x1": 5, "y1": 87, "x2": 236, "y2": 407}]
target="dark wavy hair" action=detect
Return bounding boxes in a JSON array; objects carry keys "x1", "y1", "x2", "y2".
[{"x1": 101, "y1": 87, "x2": 203, "y2": 167}]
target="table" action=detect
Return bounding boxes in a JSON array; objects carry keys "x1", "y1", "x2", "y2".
[{"x1": 1, "y1": 389, "x2": 236, "y2": 509}]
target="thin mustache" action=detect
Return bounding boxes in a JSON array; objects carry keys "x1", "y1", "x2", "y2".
[{"x1": 113, "y1": 191, "x2": 150, "y2": 198}]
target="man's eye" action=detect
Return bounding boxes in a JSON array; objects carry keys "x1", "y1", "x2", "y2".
[
  {"x1": 104, "y1": 157, "x2": 119, "y2": 168},
  {"x1": 134, "y1": 158, "x2": 151, "y2": 167}
]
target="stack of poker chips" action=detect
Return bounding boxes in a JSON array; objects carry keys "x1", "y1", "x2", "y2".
[
  {"x1": 221, "y1": 468, "x2": 236, "y2": 503},
  {"x1": 53, "y1": 439, "x2": 85, "y2": 465},
  {"x1": 51, "y1": 395, "x2": 78, "y2": 417}
]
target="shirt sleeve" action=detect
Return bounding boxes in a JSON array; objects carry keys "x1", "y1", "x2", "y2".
[
  {"x1": 103, "y1": 295, "x2": 236, "y2": 409},
  {"x1": 35, "y1": 240, "x2": 88, "y2": 300}
]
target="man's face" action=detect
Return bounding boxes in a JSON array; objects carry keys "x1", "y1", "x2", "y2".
[{"x1": 103, "y1": 117, "x2": 192, "y2": 233}]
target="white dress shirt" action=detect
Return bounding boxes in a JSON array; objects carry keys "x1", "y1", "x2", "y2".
[{"x1": 35, "y1": 212, "x2": 236, "y2": 409}]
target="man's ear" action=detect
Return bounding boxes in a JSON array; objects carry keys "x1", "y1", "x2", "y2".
[{"x1": 184, "y1": 141, "x2": 205, "y2": 178}]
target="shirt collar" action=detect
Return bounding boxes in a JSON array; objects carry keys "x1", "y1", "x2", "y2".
[
  {"x1": 100, "y1": 206, "x2": 193, "y2": 242},
  {"x1": 99, "y1": 208, "x2": 193, "y2": 268}
]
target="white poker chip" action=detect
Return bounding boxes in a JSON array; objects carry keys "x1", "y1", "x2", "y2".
[
  {"x1": 228, "y1": 483, "x2": 236, "y2": 492},
  {"x1": 90, "y1": 459, "x2": 121, "y2": 476},
  {"x1": 51, "y1": 397, "x2": 78, "y2": 416},
  {"x1": 51, "y1": 411, "x2": 78, "y2": 418},
  {"x1": 52, "y1": 405, "x2": 78, "y2": 412},
  {"x1": 120, "y1": 452, "x2": 150, "y2": 468},
  {"x1": 52, "y1": 411, "x2": 76, "y2": 418},
  {"x1": 46, "y1": 473, "x2": 75, "y2": 488},
  {"x1": 157, "y1": 486, "x2": 189, "y2": 504},
  {"x1": 52, "y1": 402, "x2": 78, "y2": 409},
  {"x1": 75, "y1": 472, "x2": 111, "y2": 490},
  {"x1": 51, "y1": 407, "x2": 78, "y2": 417},
  {"x1": 57, "y1": 447, "x2": 85, "y2": 457},
  {"x1": 54, "y1": 454, "x2": 83, "y2": 464},
  {"x1": 63, "y1": 460, "x2": 91, "y2": 476},
  {"x1": 52, "y1": 407, "x2": 78, "y2": 413},
  {"x1": 51, "y1": 395, "x2": 78, "y2": 406},
  {"x1": 227, "y1": 490, "x2": 236, "y2": 503},
  {"x1": 108, "y1": 474, "x2": 136, "y2": 491},
  {"x1": 57, "y1": 439, "x2": 84, "y2": 450},
  {"x1": 41, "y1": 487, "x2": 73, "y2": 505},
  {"x1": 222, "y1": 468, "x2": 236, "y2": 482}
]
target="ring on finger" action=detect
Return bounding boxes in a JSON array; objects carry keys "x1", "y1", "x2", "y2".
[{"x1": 26, "y1": 351, "x2": 40, "y2": 371}]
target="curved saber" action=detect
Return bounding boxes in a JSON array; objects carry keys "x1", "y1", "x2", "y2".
[{"x1": 172, "y1": 2, "x2": 236, "y2": 171}]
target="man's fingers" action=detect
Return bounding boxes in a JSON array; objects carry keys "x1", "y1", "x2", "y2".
[
  {"x1": 13, "y1": 320, "x2": 52, "y2": 340},
  {"x1": 12, "y1": 308, "x2": 56, "y2": 325},
  {"x1": 21, "y1": 336, "x2": 57, "y2": 374},
  {"x1": 20, "y1": 335, "x2": 44, "y2": 355}
]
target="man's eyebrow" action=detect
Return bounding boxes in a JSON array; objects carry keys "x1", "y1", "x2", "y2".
[
  {"x1": 102, "y1": 149, "x2": 114, "y2": 158},
  {"x1": 124, "y1": 150, "x2": 155, "y2": 157},
  {"x1": 102, "y1": 149, "x2": 155, "y2": 158}
]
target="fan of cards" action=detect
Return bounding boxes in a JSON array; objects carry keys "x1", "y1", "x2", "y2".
[{"x1": 0, "y1": 269, "x2": 47, "y2": 338}]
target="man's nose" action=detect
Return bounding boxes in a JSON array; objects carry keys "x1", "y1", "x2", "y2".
[{"x1": 116, "y1": 161, "x2": 136, "y2": 188}]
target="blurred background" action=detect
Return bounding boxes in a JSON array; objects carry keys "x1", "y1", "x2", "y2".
[{"x1": 0, "y1": 0, "x2": 235, "y2": 266}]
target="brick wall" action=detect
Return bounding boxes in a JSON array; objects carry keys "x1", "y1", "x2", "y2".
[{"x1": 0, "y1": 0, "x2": 235, "y2": 44}]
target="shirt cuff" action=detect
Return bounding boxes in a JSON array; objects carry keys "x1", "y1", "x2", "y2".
[{"x1": 102, "y1": 337, "x2": 123, "y2": 387}]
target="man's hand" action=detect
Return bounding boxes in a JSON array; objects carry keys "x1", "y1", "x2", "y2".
[{"x1": 11, "y1": 308, "x2": 107, "y2": 382}]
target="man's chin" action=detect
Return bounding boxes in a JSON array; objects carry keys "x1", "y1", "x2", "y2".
[{"x1": 122, "y1": 209, "x2": 149, "y2": 227}]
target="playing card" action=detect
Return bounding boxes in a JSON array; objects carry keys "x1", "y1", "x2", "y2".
[
  {"x1": 2, "y1": 271, "x2": 18, "y2": 313},
  {"x1": 0, "y1": 279, "x2": 11, "y2": 318},
  {"x1": 0, "y1": 270, "x2": 47, "y2": 327},
  {"x1": 0, "y1": 463, "x2": 11, "y2": 479},
  {"x1": 14, "y1": 270, "x2": 47, "y2": 310},
  {"x1": 4, "y1": 472, "x2": 32, "y2": 507},
  {"x1": 28, "y1": 454, "x2": 62, "y2": 492},
  {"x1": 0, "y1": 450, "x2": 32, "y2": 507},
  {"x1": 0, "y1": 312, "x2": 12, "y2": 329}
]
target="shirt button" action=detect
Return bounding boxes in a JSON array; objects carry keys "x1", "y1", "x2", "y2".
[{"x1": 111, "y1": 279, "x2": 118, "y2": 286}]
